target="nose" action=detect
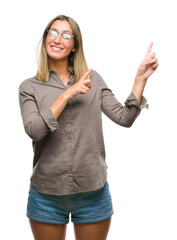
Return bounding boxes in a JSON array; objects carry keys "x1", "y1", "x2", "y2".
[{"x1": 54, "y1": 33, "x2": 62, "y2": 43}]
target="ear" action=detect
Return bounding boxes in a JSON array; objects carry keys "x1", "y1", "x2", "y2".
[{"x1": 72, "y1": 48, "x2": 75, "y2": 52}]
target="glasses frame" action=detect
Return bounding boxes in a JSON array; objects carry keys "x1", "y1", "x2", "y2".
[{"x1": 46, "y1": 29, "x2": 74, "y2": 42}]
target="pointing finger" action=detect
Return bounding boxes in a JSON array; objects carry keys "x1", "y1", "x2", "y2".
[
  {"x1": 145, "y1": 42, "x2": 153, "y2": 57},
  {"x1": 81, "y1": 69, "x2": 93, "y2": 80}
]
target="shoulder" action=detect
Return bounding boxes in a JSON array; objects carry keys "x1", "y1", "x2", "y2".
[
  {"x1": 18, "y1": 75, "x2": 40, "y2": 93},
  {"x1": 90, "y1": 69, "x2": 103, "y2": 80},
  {"x1": 90, "y1": 69, "x2": 107, "y2": 88}
]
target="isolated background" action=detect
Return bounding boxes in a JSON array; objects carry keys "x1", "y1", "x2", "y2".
[{"x1": 1, "y1": 0, "x2": 176, "y2": 239}]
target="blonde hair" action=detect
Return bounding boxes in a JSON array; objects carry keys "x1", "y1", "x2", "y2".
[{"x1": 36, "y1": 15, "x2": 89, "y2": 83}]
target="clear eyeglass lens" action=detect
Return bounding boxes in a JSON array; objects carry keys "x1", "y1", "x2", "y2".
[
  {"x1": 62, "y1": 33, "x2": 71, "y2": 39},
  {"x1": 48, "y1": 30, "x2": 72, "y2": 42},
  {"x1": 49, "y1": 30, "x2": 58, "y2": 37}
]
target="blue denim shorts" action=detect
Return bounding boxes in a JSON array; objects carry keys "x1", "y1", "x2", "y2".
[{"x1": 26, "y1": 180, "x2": 114, "y2": 224}]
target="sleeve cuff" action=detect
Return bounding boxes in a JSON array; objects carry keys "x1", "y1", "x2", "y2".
[
  {"x1": 40, "y1": 108, "x2": 59, "y2": 132},
  {"x1": 125, "y1": 92, "x2": 149, "y2": 110}
]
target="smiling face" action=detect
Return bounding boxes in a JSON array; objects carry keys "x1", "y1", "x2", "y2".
[{"x1": 45, "y1": 20, "x2": 75, "y2": 62}]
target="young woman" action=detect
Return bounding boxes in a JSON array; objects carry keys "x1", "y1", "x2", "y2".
[{"x1": 18, "y1": 15, "x2": 158, "y2": 240}]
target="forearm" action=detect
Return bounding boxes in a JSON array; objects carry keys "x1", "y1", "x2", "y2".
[
  {"x1": 50, "y1": 89, "x2": 71, "y2": 120},
  {"x1": 132, "y1": 76, "x2": 147, "y2": 105}
]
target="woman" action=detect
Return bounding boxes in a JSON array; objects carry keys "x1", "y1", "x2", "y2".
[{"x1": 18, "y1": 15, "x2": 158, "y2": 240}]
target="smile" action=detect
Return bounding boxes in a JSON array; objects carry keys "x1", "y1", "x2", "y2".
[{"x1": 51, "y1": 46, "x2": 63, "y2": 51}]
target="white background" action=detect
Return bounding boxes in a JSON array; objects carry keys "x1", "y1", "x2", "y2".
[{"x1": 1, "y1": 0, "x2": 177, "y2": 239}]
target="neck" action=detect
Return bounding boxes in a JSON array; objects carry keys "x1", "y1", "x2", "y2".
[{"x1": 49, "y1": 58, "x2": 69, "y2": 77}]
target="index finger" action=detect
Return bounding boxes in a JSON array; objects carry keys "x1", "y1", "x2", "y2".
[
  {"x1": 145, "y1": 42, "x2": 153, "y2": 57},
  {"x1": 81, "y1": 69, "x2": 93, "y2": 80}
]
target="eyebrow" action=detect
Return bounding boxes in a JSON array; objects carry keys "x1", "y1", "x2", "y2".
[{"x1": 50, "y1": 28, "x2": 72, "y2": 34}]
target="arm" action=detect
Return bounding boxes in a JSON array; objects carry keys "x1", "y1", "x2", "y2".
[
  {"x1": 49, "y1": 92, "x2": 70, "y2": 120},
  {"x1": 99, "y1": 75, "x2": 148, "y2": 128},
  {"x1": 99, "y1": 42, "x2": 158, "y2": 128},
  {"x1": 18, "y1": 84, "x2": 67, "y2": 142},
  {"x1": 18, "y1": 70, "x2": 92, "y2": 142}
]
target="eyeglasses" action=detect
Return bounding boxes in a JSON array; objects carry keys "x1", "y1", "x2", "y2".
[{"x1": 46, "y1": 29, "x2": 74, "y2": 43}]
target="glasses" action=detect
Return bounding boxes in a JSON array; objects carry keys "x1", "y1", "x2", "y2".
[{"x1": 46, "y1": 29, "x2": 74, "y2": 43}]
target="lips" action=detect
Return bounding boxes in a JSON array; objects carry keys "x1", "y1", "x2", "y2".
[{"x1": 50, "y1": 45, "x2": 63, "y2": 51}]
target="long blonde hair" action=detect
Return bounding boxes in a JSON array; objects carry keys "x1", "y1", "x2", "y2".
[{"x1": 36, "y1": 15, "x2": 89, "y2": 83}]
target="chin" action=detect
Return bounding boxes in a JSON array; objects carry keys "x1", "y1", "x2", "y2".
[{"x1": 48, "y1": 54, "x2": 68, "y2": 62}]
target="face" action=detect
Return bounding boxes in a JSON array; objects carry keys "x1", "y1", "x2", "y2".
[{"x1": 45, "y1": 20, "x2": 75, "y2": 62}]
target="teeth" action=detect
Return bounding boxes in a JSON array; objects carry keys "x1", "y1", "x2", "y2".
[{"x1": 52, "y1": 46, "x2": 62, "y2": 50}]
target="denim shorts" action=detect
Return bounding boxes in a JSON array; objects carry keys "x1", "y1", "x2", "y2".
[{"x1": 26, "y1": 180, "x2": 114, "y2": 224}]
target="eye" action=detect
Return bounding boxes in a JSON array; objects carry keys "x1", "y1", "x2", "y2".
[
  {"x1": 49, "y1": 30, "x2": 58, "y2": 37},
  {"x1": 62, "y1": 33, "x2": 72, "y2": 39}
]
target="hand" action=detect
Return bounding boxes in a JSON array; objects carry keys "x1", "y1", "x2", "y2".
[
  {"x1": 65, "y1": 69, "x2": 93, "y2": 100},
  {"x1": 132, "y1": 43, "x2": 159, "y2": 104},
  {"x1": 135, "y1": 42, "x2": 159, "y2": 82}
]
